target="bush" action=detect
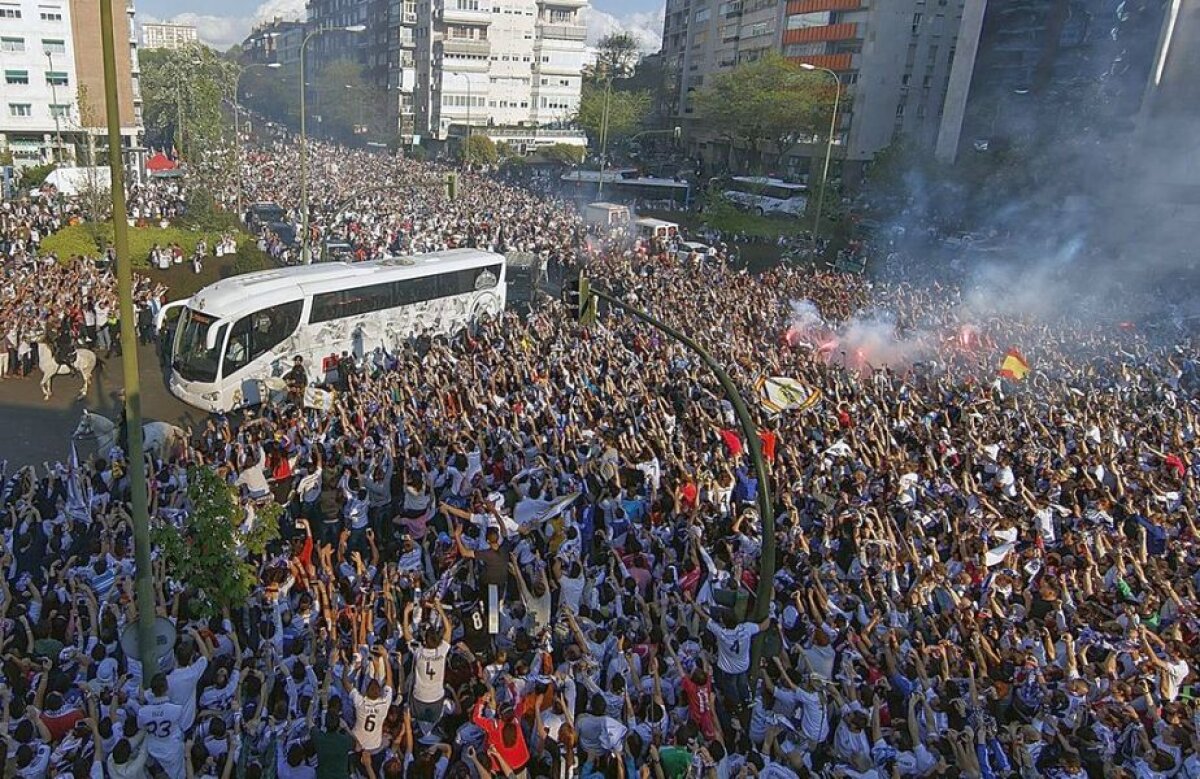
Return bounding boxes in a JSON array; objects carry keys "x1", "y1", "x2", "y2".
[
  {"x1": 181, "y1": 188, "x2": 241, "y2": 233},
  {"x1": 461, "y1": 135, "x2": 498, "y2": 166},
  {"x1": 40, "y1": 223, "x2": 252, "y2": 268},
  {"x1": 543, "y1": 143, "x2": 585, "y2": 166},
  {"x1": 230, "y1": 244, "x2": 273, "y2": 275}
]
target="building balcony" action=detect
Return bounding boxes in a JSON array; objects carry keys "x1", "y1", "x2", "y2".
[
  {"x1": 785, "y1": 53, "x2": 854, "y2": 71},
  {"x1": 538, "y1": 23, "x2": 586, "y2": 41},
  {"x1": 537, "y1": 0, "x2": 587, "y2": 8},
  {"x1": 782, "y1": 23, "x2": 858, "y2": 45},
  {"x1": 438, "y1": 38, "x2": 490, "y2": 56},
  {"x1": 442, "y1": 7, "x2": 491, "y2": 25},
  {"x1": 786, "y1": 0, "x2": 860, "y2": 12}
]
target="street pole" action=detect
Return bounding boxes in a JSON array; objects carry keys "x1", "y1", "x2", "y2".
[
  {"x1": 299, "y1": 25, "x2": 365, "y2": 264},
  {"x1": 45, "y1": 52, "x2": 63, "y2": 163},
  {"x1": 596, "y1": 74, "x2": 612, "y2": 198},
  {"x1": 233, "y1": 63, "x2": 280, "y2": 221},
  {"x1": 98, "y1": 0, "x2": 158, "y2": 684},
  {"x1": 799, "y1": 64, "x2": 842, "y2": 240},
  {"x1": 586, "y1": 286, "x2": 776, "y2": 680}
]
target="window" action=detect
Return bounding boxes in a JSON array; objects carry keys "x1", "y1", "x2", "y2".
[
  {"x1": 455, "y1": 0, "x2": 480, "y2": 8},
  {"x1": 50, "y1": 103, "x2": 69, "y2": 118},
  {"x1": 0, "y1": 6, "x2": 20, "y2": 18},
  {"x1": 222, "y1": 301, "x2": 302, "y2": 376},
  {"x1": 42, "y1": 38, "x2": 65, "y2": 54},
  {"x1": 310, "y1": 266, "x2": 501, "y2": 325},
  {"x1": 5, "y1": 69, "x2": 28, "y2": 85},
  {"x1": 40, "y1": 10, "x2": 63, "y2": 21},
  {"x1": 787, "y1": 12, "x2": 830, "y2": 29},
  {"x1": 45, "y1": 71, "x2": 68, "y2": 86},
  {"x1": 1, "y1": 36, "x2": 24, "y2": 52},
  {"x1": 9, "y1": 103, "x2": 32, "y2": 117},
  {"x1": 784, "y1": 43, "x2": 825, "y2": 57},
  {"x1": 693, "y1": 7, "x2": 710, "y2": 22},
  {"x1": 745, "y1": 21, "x2": 773, "y2": 37}
]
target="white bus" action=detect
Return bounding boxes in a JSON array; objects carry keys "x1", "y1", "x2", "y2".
[
  {"x1": 721, "y1": 176, "x2": 808, "y2": 216},
  {"x1": 158, "y1": 249, "x2": 506, "y2": 413}
]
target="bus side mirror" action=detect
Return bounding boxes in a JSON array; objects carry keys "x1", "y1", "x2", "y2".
[{"x1": 204, "y1": 320, "x2": 230, "y2": 352}]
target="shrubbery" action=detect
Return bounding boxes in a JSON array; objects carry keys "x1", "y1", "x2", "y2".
[{"x1": 40, "y1": 223, "x2": 244, "y2": 268}]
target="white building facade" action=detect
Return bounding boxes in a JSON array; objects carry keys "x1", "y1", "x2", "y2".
[
  {"x1": 1, "y1": 0, "x2": 143, "y2": 170},
  {"x1": 413, "y1": 0, "x2": 587, "y2": 143},
  {"x1": 140, "y1": 22, "x2": 197, "y2": 51},
  {"x1": 0, "y1": 0, "x2": 79, "y2": 166}
]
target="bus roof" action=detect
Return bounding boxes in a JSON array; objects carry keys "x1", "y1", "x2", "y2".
[
  {"x1": 634, "y1": 218, "x2": 679, "y2": 228},
  {"x1": 188, "y1": 248, "x2": 505, "y2": 321},
  {"x1": 729, "y1": 176, "x2": 807, "y2": 190},
  {"x1": 585, "y1": 202, "x2": 628, "y2": 210}
]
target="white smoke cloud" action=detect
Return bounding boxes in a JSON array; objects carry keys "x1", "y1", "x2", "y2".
[{"x1": 580, "y1": 5, "x2": 664, "y2": 54}]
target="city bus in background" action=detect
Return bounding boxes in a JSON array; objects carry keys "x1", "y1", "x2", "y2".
[
  {"x1": 156, "y1": 249, "x2": 506, "y2": 413},
  {"x1": 720, "y1": 176, "x2": 808, "y2": 216},
  {"x1": 561, "y1": 169, "x2": 692, "y2": 208}
]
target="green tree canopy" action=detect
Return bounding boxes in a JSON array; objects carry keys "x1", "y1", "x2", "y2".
[
  {"x1": 461, "y1": 134, "x2": 499, "y2": 166},
  {"x1": 592, "y1": 32, "x2": 640, "y2": 81},
  {"x1": 693, "y1": 51, "x2": 838, "y2": 168},
  {"x1": 311, "y1": 59, "x2": 390, "y2": 144},
  {"x1": 140, "y1": 46, "x2": 234, "y2": 159},
  {"x1": 575, "y1": 82, "x2": 651, "y2": 146},
  {"x1": 152, "y1": 468, "x2": 281, "y2": 618}
]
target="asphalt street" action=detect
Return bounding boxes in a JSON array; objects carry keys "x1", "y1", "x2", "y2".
[{"x1": 0, "y1": 341, "x2": 206, "y2": 466}]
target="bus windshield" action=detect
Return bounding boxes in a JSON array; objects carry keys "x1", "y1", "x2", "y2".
[{"x1": 174, "y1": 308, "x2": 226, "y2": 384}]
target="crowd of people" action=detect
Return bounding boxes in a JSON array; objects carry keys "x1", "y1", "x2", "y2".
[{"x1": 1, "y1": 131, "x2": 1199, "y2": 779}]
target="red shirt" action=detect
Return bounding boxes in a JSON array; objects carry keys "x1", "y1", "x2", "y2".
[
  {"x1": 41, "y1": 706, "x2": 83, "y2": 742},
  {"x1": 472, "y1": 702, "x2": 530, "y2": 771}
]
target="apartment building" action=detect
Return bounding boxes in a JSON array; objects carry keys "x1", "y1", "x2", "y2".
[
  {"x1": 413, "y1": 0, "x2": 588, "y2": 143},
  {"x1": 140, "y1": 22, "x2": 196, "y2": 50},
  {"x1": 936, "y1": 0, "x2": 1168, "y2": 162},
  {"x1": 0, "y1": 0, "x2": 143, "y2": 170},
  {"x1": 664, "y1": 0, "x2": 973, "y2": 180},
  {"x1": 243, "y1": 18, "x2": 305, "y2": 68}
]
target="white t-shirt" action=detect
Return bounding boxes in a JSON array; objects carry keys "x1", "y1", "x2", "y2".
[
  {"x1": 706, "y1": 622, "x2": 760, "y2": 674},
  {"x1": 138, "y1": 696, "x2": 185, "y2": 772},
  {"x1": 412, "y1": 641, "x2": 450, "y2": 703},
  {"x1": 1162, "y1": 658, "x2": 1189, "y2": 701},
  {"x1": 350, "y1": 686, "x2": 393, "y2": 752},
  {"x1": 167, "y1": 655, "x2": 209, "y2": 731},
  {"x1": 15, "y1": 744, "x2": 51, "y2": 779},
  {"x1": 795, "y1": 687, "x2": 829, "y2": 743}
]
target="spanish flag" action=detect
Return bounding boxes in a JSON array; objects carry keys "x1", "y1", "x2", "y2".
[{"x1": 999, "y1": 348, "x2": 1030, "y2": 381}]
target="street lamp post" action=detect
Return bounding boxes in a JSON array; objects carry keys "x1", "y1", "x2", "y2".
[
  {"x1": 97, "y1": 0, "x2": 159, "y2": 684},
  {"x1": 596, "y1": 74, "x2": 614, "y2": 198},
  {"x1": 232, "y1": 62, "x2": 281, "y2": 218},
  {"x1": 45, "y1": 52, "x2": 64, "y2": 163},
  {"x1": 446, "y1": 72, "x2": 472, "y2": 168},
  {"x1": 300, "y1": 24, "x2": 366, "y2": 264},
  {"x1": 799, "y1": 63, "x2": 842, "y2": 240}
]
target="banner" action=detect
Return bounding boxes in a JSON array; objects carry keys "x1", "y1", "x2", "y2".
[
  {"x1": 303, "y1": 386, "x2": 337, "y2": 412},
  {"x1": 756, "y1": 376, "x2": 822, "y2": 414}
]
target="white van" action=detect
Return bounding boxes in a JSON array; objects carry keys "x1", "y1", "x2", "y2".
[
  {"x1": 583, "y1": 202, "x2": 631, "y2": 228},
  {"x1": 635, "y1": 218, "x2": 679, "y2": 239}
]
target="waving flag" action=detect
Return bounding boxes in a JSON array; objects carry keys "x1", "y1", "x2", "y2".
[
  {"x1": 999, "y1": 349, "x2": 1030, "y2": 381},
  {"x1": 756, "y1": 376, "x2": 822, "y2": 414},
  {"x1": 66, "y1": 442, "x2": 92, "y2": 523}
]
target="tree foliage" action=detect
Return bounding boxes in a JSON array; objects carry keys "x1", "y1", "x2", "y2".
[
  {"x1": 575, "y1": 82, "x2": 651, "y2": 146},
  {"x1": 461, "y1": 134, "x2": 499, "y2": 166},
  {"x1": 140, "y1": 46, "x2": 234, "y2": 159},
  {"x1": 543, "y1": 143, "x2": 585, "y2": 165},
  {"x1": 152, "y1": 468, "x2": 281, "y2": 618},
  {"x1": 18, "y1": 162, "x2": 56, "y2": 190},
  {"x1": 693, "y1": 51, "x2": 837, "y2": 167},
  {"x1": 592, "y1": 33, "x2": 640, "y2": 81}
]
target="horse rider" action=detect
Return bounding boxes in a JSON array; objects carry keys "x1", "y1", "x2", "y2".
[{"x1": 54, "y1": 317, "x2": 77, "y2": 369}]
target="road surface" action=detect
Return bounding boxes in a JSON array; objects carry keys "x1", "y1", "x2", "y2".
[{"x1": 0, "y1": 341, "x2": 205, "y2": 466}]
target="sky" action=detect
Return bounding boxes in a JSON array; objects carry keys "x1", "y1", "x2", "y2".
[{"x1": 137, "y1": 0, "x2": 665, "y2": 53}]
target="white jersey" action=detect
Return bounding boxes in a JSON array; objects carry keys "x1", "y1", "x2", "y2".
[
  {"x1": 412, "y1": 641, "x2": 450, "y2": 703},
  {"x1": 137, "y1": 697, "x2": 186, "y2": 779},
  {"x1": 350, "y1": 686, "x2": 393, "y2": 752}
]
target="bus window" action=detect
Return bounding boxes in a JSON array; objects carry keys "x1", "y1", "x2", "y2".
[
  {"x1": 222, "y1": 301, "x2": 302, "y2": 377},
  {"x1": 175, "y1": 309, "x2": 225, "y2": 384},
  {"x1": 311, "y1": 283, "x2": 394, "y2": 323}
]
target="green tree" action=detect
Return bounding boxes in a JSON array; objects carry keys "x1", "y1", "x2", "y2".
[
  {"x1": 592, "y1": 32, "x2": 640, "y2": 83},
  {"x1": 575, "y1": 83, "x2": 651, "y2": 147},
  {"x1": 18, "y1": 162, "x2": 56, "y2": 190},
  {"x1": 461, "y1": 134, "x2": 498, "y2": 166},
  {"x1": 140, "y1": 46, "x2": 232, "y2": 160},
  {"x1": 543, "y1": 143, "x2": 585, "y2": 165},
  {"x1": 152, "y1": 468, "x2": 281, "y2": 618},
  {"x1": 0, "y1": 148, "x2": 13, "y2": 166},
  {"x1": 693, "y1": 51, "x2": 836, "y2": 171}
]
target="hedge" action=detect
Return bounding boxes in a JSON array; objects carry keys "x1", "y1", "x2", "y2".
[{"x1": 40, "y1": 223, "x2": 247, "y2": 268}]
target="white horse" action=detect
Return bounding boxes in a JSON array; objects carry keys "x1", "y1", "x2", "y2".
[
  {"x1": 72, "y1": 409, "x2": 187, "y2": 462},
  {"x1": 36, "y1": 341, "x2": 100, "y2": 401}
]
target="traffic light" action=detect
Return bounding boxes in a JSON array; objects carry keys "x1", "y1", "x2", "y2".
[
  {"x1": 562, "y1": 275, "x2": 597, "y2": 324},
  {"x1": 445, "y1": 171, "x2": 458, "y2": 200}
]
